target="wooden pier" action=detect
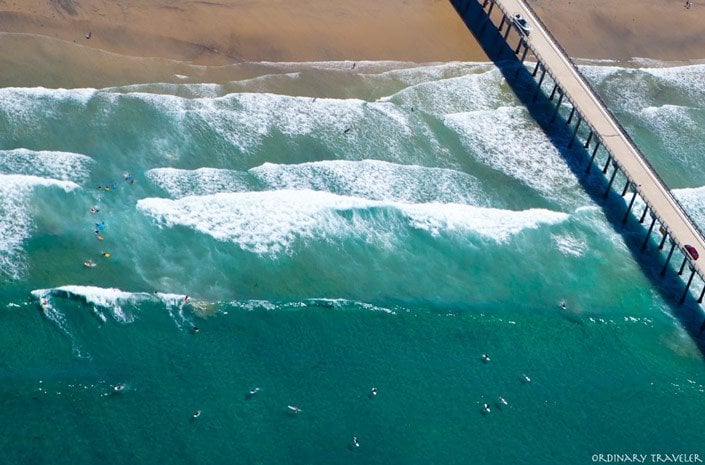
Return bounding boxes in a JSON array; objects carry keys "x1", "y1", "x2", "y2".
[{"x1": 469, "y1": 0, "x2": 705, "y2": 304}]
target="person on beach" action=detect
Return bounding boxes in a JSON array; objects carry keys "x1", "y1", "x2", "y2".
[{"x1": 685, "y1": 0, "x2": 692, "y2": 8}]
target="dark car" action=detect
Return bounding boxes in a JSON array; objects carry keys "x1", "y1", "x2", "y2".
[{"x1": 684, "y1": 244, "x2": 699, "y2": 261}]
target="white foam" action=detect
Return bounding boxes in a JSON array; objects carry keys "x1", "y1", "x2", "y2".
[
  {"x1": 250, "y1": 159, "x2": 491, "y2": 205},
  {"x1": 640, "y1": 63, "x2": 705, "y2": 102},
  {"x1": 30, "y1": 288, "x2": 90, "y2": 359},
  {"x1": 380, "y1": 68, "x2": 506, "y2": 114},
  {"x1": 0, "y1": 148, "x2": 93, "y2": 184},
  {"x1": 113, "y1": 89, "x2": 450, "y2": 165},
  {"x1": 0, "y1": 175, "x2": 80, "y2": 280},
  {"x1": 137, "y1": 189, "x2": 568, "y2": 255},
  {"x1": 674, "y1": 186, "x2": 705, "y2": 230},
  {"x1": 444, "y1": 106, "x2": 587, "y2": 207},
  {"x1": 639, "y1": 105, "x2": 704, "y2": 165},
  {"x1": 0, "y1": 87, "x2": 96, "y2": 126},
  {"x1": 146, "y1": 167, "x2": 253, "y2": 198},
  {"x1": 43, "y1": 285, "x2": 140, "y2": 324},
  {"x1": 552, "y1": 232, "x2": 588, "y2": 257}
]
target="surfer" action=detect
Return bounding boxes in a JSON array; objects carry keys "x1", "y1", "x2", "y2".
[
  {"x1": 101, "y1": 252, "x2": 110, "y2": 258},
  {"x1": 248, "y1": 387, "x2": 260, "y2": 396},
  {"x1": 522, "y1": 373, "x2": 531, "y2": 383},
  {"x1": 89, "y1": 206, "x2": 100, "y2": 214},
  {"x1": 559, "y1": 300, "x2": 567, "y2": 310},
  {"x1": 352, "y1": 436, "x2": 360, "y2": 447},
  {"x1": 83, "y1": 260, "x2": 97, "y2": 268},
  {"x1": 183, "y1": 295, "x2": 189, "y2": 303},
  {"x1": 287, "y1": 405, "x2": 302, "y2": 413},
  {"x1": 113, "y1": 384, "x2": 126, "y2": 392},
  {"x1": 498, "y1": 396, "x2": 508, "y2": 406},
  {"x1": 482, "y1": 403, "x2": 491, "y2": 414},
  {"x1": 191, "y1": 325, "x2": 200, "y2": 334}
]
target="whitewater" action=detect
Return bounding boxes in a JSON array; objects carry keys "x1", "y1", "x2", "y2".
[{"x1": 1, "y1": 60, "x2": 704, "y2": 465}]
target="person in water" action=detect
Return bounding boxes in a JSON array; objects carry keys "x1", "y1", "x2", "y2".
[
  {"x1": 370, "y1": 387, "x2": 377, "y2": 397},
  {"x1": 192, "y1": 409, "x2": 201, "y2": 419},
  {"x1": 481, "y1": 353, "x2": 491, "y2": 362}
]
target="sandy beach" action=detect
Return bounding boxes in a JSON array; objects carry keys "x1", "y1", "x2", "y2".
[
  {"x1": 531, "y1": 0, "x2": 705, "y2": 62},
  {"x1": 0, "y1": 0, "x2": 703, "y2": 87},
  {"x1": 0, "y1": 1, "x2": 485, "y2": 63}
]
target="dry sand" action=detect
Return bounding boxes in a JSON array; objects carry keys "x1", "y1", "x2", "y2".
[
  {"x1": 0, "y1": 0, "x2": 485, "y2": 65},
  {"x1": 530, "y1": 0, "x2": 705, "y2": 62}
]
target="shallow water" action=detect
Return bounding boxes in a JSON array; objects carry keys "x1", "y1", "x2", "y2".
[{"x1": 1, "y1": 58, "x2": 704, "y2": 464}]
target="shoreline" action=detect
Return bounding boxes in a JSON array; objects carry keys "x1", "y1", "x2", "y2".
[{"x1": 0, "y1": 1, "x2": 704, "y2": 88}]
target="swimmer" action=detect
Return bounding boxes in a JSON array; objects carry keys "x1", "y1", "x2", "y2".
[
  {"x1": 89, "y1": 206, "x2": 99, "y2": 214},
  {"x1": 352, "y1": 436, "x2": 360, "y2": 447},
  {"x1": 192, "y1": 409, "x2": 201, "y2": 419},
  {"x1": 183, "y1": 295, "x2": 189, "y2": 303},
  {"x1": 481, "y1": 353, "x2": 491, "y2": 363},
  {"x1": 248, "y1": 387, "x2": 261, "y2": 396},
  {"x1": 191, "y1": 326, "x2": 200, "y2": 334},
  {"x1": 97, "y1": 186, "x2": 103, "y2": 190},
  {"x1": 113, "y1": 384, "x2": 126, "y2": 392},
  {"x1": 343, "y1": 127, "x2": 351, "y2": 135},
  {"x1": 370, "y1": 387, "x2": 377, "y2": 397}
]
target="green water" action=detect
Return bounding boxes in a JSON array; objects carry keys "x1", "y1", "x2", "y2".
[{"x1": 1, "y1": 56, "x2": 705, "y2": 464}]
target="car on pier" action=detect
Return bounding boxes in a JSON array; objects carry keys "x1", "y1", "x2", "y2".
[
  {"x1": 512, "y1": 13, "x2": 532, "y2": 36},
  {"x1": 684, "y1": 244, "x2": 699, "y2": 261}
]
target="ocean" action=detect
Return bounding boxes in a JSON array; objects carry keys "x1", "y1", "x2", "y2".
[{"x1": 1, "y1": 52, "x2": 704, "y2": 464}]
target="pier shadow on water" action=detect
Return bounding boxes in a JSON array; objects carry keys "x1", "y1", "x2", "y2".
[{"x1": 449, "y1": 0, "x2": 705, "y2": 358}]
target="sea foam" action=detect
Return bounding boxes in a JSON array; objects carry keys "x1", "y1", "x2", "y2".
[
  {"x1": 0, "y1": 175, "x2": 80, "y2": 280},
  {"x1": 0, "y1": 148, "x2": 94, "y2": 184},
  {"x1": 137, "y1": 189, "x2": 568, "y2": 255},
  {"x1": 444, "y1": 106, "x2": 587, "y2": 207}
]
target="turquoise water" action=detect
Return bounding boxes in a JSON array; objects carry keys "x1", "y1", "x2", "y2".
[{"x1": 1, "y1": 59, "x2": 705, "y2": 464}]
